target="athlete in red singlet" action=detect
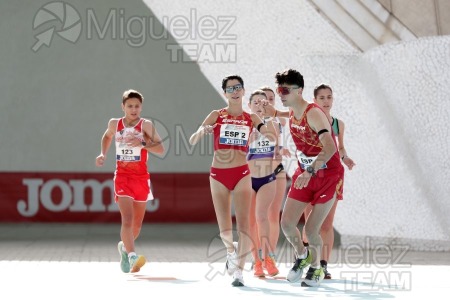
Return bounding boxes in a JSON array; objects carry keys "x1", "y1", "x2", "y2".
[
  {"x1": 189, "y1": 75, "x2": 276, "y2": 287},
  {"x1": 95, "y1": 89, "x2": 164, "y2": 274},
  {"x1": 263, "y1": 69, "x2": 343, "y2": 287},
  {"x1": 302, "y1": 84, "x2": 356, "y2": 279}
]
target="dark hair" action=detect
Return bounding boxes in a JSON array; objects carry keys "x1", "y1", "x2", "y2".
[
  {"x1": 275, "y1": 69, "x2": 304, "y2": 89},
  {"x1": 122, "y1": 89, "x2": 143, "y2": 104},
  {"x1": 259, "y1": 86, "x2": 275, "y2": 95},
  {"x1": 249, "y1": 90, "x2": 267, "y2": 103},
  {"x1": 313, "y1": 83, "x2": 333, "y2": 98},
  {"x1": 222, "y1": 75, "x2": 244, "y2": 91}
]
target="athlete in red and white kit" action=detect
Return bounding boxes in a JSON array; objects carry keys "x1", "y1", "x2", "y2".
[
  {"x1": 189, "y1": 75, "x2": 276, "y2": 287},
  {"x1": 95, "y1": 89, "x2": 164, "y2": 273},
  {"x1": 302, "y1": 83, "x2": 356, "y2": 279},
  {"x1": 263, "y1": 69, "x2": 344, "y2": 287}
]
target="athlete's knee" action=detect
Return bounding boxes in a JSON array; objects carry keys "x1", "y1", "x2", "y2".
[
  {"x1": 236, "y1": 218, "x2": 251, "y2": 234},
  {"x1": 304, "y1": 224, "x2": 320, "y2": 242},
  {"x1": 268, "y1": 210, "x2": 280, "y2": 223},
  {"x1": 121, "y1": 216, "x2": 133, "y2": 228},
  {"x1": 320, "y1": 219, "x2": 334, "y2": 233},
  {"x1": 255, "y1": 212, "x2": 269, "y2": 224}
]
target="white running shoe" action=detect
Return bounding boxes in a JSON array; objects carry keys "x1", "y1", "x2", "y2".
[
  {"x1": 225, "y1": 242, "x2": 238, "y2": 276},
  {"x1": 231, "y1": 268, "x2": 244, "y2": 287}
]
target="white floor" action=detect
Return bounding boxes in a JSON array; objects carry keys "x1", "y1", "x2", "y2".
[{"x1": 1, "y1": 261, "x2": 449, "y2": 300}]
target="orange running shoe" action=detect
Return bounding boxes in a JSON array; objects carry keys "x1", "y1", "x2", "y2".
[
  {"x1": 264, "y1": 256, "x2": 279, "y2": 277},
  {"x1": 253, "y1": 260, "x2": 265, "y2": 277}
]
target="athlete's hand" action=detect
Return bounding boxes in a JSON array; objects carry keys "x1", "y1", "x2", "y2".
[
  {"x1": 95, "y1": 154, "x2": 106, "y2": 167},
  {"x1": 202, "y1": 124, "x2": 217, "y2": 134},
  {"x1": 261, "y1": 100, "x2": 276, "y2": 117},
  {"x1": 343, "y1": 156, "x2": 356, "y2": 170},
  {"x1": 253, "y1": 97, "x2": 266, "y2": 118},
  {"x1": 274, "y1": 146, "x2": 281, "y2": 159},
  {"x1": 281, "y1": 148, "x2": 291, "y2": 158},
  {"x1": 293, "y1": 171, "x2": 313, "y2": 189},
  {"x1": 126, "y1": 136, "x2": 143, "y2": 148}
]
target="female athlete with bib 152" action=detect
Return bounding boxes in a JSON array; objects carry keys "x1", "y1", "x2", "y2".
[
  {"x1": 247, "y1": 90, "x2": 280, "y2": 278},
  {"x1": 259, "y1": 86, "x2": 290, "y2": 265},
  {"x1": 96, "y1": 89, "x2": 165, "y2": 273}
]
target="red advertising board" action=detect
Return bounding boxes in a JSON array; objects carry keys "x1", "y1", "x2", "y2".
[{"x1": 0, "y1": 172, "x2": 215, "y2": 223}]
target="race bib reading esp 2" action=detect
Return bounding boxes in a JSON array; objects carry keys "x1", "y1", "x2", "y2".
[{"x1": 219, "y1": 124, "x2": 250, "y2": 146}]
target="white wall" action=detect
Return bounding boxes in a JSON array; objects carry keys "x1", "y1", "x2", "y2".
[{"x1": 340, "y1": 37, "x2": 450, "y2": 250}]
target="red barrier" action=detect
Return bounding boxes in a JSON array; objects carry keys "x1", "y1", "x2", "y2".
[{"x1": 0, "y1": 172, "x2": 215, "y2": 223}]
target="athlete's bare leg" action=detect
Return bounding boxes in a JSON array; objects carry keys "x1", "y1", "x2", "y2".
[
  {"x1": 303, "y1": 195, "x2": 336, "y2": 267},
  {"x1": 268, "y1": 170, "x2": 286, "y2": 254},
  {"x1": 210, "y1": 178, "x2": 234, "y2": 252},
  {"x1": 255, "y1": 180, "x2": 277, "y2": 258},
  {"x1": 232, "y1": 175, "x2": 253, "y2": 269}
]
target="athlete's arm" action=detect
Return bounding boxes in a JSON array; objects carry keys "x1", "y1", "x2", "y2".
[
  {"x1": 308, "y1": 108, "x2": 337, "y2": 173},
  {"x1": 272, "y1": 119, "x2": 281, "y2": 144},
  {"x1": 95, "y1": 119, "x2": 117, "y2": 167},
  {"x1": 273, "y1": 120, "x2": 283, "y2": 159},
  {"x1": 261, "y1": 101, "x2": 290, "y2": 118},
  {"x1": 189, "y1": 110, "x2": 219, "y2": 145},
  {"x1": 250, "y1": 113, "x2": 277, "y2": 142},
  {"x1": 142, "y1": 120, "x2": 165, "y2": 155},
  {"x1": 292, "y1": 108, "x2": 337, "y2": 189},
  {"x1": 337, "y1": 119, "x2": 356, "y2": 170}
]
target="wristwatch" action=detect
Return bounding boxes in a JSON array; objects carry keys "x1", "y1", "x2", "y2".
[{"x1": 306, "y1": 166, "x2": 316, "y2": 177}]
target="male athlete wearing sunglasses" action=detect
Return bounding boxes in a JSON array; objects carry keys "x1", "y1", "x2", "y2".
[
  {"x1": 263, "y1": 69, "x2": 344, "y2": 287},
  {"x1": 189, "y1": 75, "x2": 276, "y2": 287}
]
